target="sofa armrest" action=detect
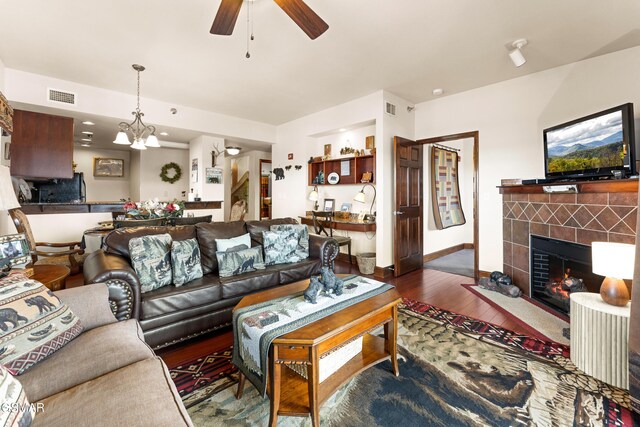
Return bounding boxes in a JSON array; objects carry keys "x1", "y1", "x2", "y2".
[
  {"x1": 83, "y1": 251, "x2": 141, "y2": 320},
  {"x1": 55, "y1": 283, "x2": 117, "y2": 331},
  {"x1": 309, "y1": 235, "x2": 340, "y2": 270}
]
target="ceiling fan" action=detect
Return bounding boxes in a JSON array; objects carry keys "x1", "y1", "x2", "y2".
[{"x1": 210, "y1": 0, "x2": 329, "y2": 40}]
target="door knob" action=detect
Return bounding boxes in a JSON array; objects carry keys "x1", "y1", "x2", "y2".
[{"x1": 394, "y1": 211, "x2": 404, "y2": 215}]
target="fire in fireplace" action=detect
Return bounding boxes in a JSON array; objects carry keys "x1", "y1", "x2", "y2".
[{"x1": 530, "y1": 235, "x2": 603, "y2": 315}]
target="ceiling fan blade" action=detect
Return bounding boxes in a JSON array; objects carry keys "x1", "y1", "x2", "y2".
[
  {"x1": 210, "y1": 0, "x2": 243, "y2": 35},
  {"x1": 273, "y1": 0, "x2": 329, "y2": 39}
]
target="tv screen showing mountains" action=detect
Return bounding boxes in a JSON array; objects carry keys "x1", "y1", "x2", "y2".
[{"x1": 546, "y1": 110, "x2": 625, "y2": 173}]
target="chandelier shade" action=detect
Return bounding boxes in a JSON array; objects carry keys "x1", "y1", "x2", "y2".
[{"x1": 114, "y1": 64, "x2": 160, "y2": 149}]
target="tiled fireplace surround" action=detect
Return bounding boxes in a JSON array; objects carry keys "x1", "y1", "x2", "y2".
[{"x1": 503, "y1": 191, "x2": 638, "y2": 296}]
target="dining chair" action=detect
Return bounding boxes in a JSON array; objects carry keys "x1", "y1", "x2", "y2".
[
  {"x1": 8, "y1": 208, "x2": 85, "y2": 274},
  {"x1": 113, "y1": 218, "x2": 167, "y2": 229},
  {"x1": 311, "y1": 211, "x2": 352, "y2": 264},
  {"x1": 170, "y1": 215, "x2": 213, "y2": 226},
  {"x1": 111, "y1": 211, "x2": 126, "y2": 221}
]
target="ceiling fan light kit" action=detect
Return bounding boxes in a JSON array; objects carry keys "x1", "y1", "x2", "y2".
[{"x1": 114, "y1": 64, "x2": 161, "y2": 150}]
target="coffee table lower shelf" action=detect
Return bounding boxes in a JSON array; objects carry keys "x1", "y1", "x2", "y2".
[{"x1": 276, "y1": 334, "x2": 389, "y2": 416}]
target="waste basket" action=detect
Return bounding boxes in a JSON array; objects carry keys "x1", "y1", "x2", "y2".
[{"x1": 356, "y1": 252, "x2": 376, "y2": 275}]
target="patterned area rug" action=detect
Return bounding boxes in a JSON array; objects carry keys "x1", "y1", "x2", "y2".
[{"x1": 170, "y1": 299, "x2": 636, "y2": 426}]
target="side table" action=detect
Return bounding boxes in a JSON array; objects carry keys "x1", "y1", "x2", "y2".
[
  {"x1": 32, "y1": 265, "x2": 71, "y2": 291},
  {"x1": 570, "y1": 292, "x2": 630, "y2": 389}
]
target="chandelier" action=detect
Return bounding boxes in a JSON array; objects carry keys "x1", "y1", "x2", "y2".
[{"x1": 113, "y1": 64, "x2": 160, "y2": 150}]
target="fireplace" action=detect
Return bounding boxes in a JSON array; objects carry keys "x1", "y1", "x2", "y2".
[{"x1": 530, "y1": 235, "x2": 603, "y2": 315}]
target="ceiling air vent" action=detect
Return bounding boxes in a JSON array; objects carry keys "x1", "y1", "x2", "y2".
[
  {"x1": 385, "y1": 101, "x2": 396, "y2": 116},
  {"x1": 47, "y1": 88, "x2": 76, "y2": 105}
]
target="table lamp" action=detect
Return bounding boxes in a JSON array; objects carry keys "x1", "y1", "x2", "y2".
[
  {"x1": 354, "y1": 183, "x2": 376, "y2": 218},
  {"x1": 0, "y1": 165, "x2": 20, "y2": 212},
  {"x1": 592, "y1": 241, "x2": 635, "y2": 306},
  {"x1": 308, "y1": 185, "x2": 319, "y2": 211}
]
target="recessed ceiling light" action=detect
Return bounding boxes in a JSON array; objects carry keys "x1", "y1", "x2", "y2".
[
  {"x1": 81, "y1": 138, "x2": 92, "y2": 142},
  {"x1": 159, "y1": 132, "x2": 169, "y2": 136},
  {"x1": 339, "y1": 128, "x2": 346, "y2": 132},
  {"x1": 81, "y1": 131, "x2": 93, "y2": 135},
  {"x1": 432, "y1": 88, "x2": 444, "y2": 96},
  {"x1": 82, "y1": 121, "x2": 95, "y2": 126}
]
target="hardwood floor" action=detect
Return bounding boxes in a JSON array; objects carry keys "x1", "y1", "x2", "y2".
[{"x1": 157, "y1": 260, "x2": 529, "y2": 363}]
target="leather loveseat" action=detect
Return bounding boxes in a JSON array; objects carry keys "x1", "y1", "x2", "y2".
[{"x1": 83, "y1": 218, "x2": 339, "y2": 349}]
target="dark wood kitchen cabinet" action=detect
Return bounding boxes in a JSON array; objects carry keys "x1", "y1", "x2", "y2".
[{"x1": 10, "y1": 110, "x2": 74, "y2": 179}]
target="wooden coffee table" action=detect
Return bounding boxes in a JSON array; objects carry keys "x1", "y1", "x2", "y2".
[{"x1": 234, "y1": 276, "x2": 402, "y2": 427}]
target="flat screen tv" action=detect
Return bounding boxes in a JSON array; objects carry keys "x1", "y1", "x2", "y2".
[{"x1": 544, "y1": 103, "x2": 636, "y2": 180}]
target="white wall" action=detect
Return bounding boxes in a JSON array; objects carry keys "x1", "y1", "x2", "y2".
[
  {"x1": 415, "y1": 45, "x2": 640, "y2": 272},
  {"x1": 73, "y1": 147, "x2": 130, "y2": 201},
  {"x1": 423, "y1": 138, "x2": 474, "y2": 254},
  {"x1": 129, "y1": 151, "x2": 140, "y2": 201},
  {"x1": 138, "y1": 147, "x2": 189, "y2": 201}
]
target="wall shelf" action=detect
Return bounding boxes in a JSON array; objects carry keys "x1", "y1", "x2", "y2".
[{"x1": 308, "y1": 154, "x2": 375, "y2": 186}]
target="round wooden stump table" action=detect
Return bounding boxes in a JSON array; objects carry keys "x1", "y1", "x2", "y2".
[
  {"x1": 32, "y1": 264, "x2": 71, "y2": 291},
  {"x1": 570, "y1": 292, "x2": 630, "y2": 389}
]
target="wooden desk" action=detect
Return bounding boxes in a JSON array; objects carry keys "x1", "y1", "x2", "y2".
[
  {"x1": 299, "y1": 216, "x2": 376, "y2": 233},
  {"x1": 32, "y1": 264, "x2": 70, "y2": 291}
]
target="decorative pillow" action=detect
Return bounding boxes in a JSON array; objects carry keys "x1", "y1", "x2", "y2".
[
  {"x1": 129, "y1": 234, "x2": 173, "y2": 293},
  {"x1": 0, "y1": 364, "x2": 34, "y2": 426},
  {"x1": 270, "y1": 224, "x2": 309, "y2": 260},
  {"x1": 216, "y1": 246, "x2": 265, "y2": 278},
  {"x1": 171, "y1": 239, "x2": 203, "y2": 286},
  {"x1": 215, "y1": 233, "x2": 251, "y2": 252},
  {"x1": 262, "y1": 230, "x2": 300, "y2": 266},
  {"x1": 0, "y1": 273, "x2": 82, "y2": 375}
]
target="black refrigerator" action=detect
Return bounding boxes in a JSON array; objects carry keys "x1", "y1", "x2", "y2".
[{"x1": 37, "y1": 173, "x2": 86, "y2": 203}]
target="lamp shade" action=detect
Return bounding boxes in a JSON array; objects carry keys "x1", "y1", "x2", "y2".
[
  {"x1": 145, "y1": 134, "x2": 160, "y2": 148},
  {"x1": 113, "y1": 131, "x2": 131, "y2": 145},
  {"x1": 592, "y1": 241, "x2": 635, "y2": 279},
  {"x1": 131, "y1": 138, "x2": 147, "y2": 150},
  {"x1": 308, "y1": 187, "x2": 318, "y2": 202},
  {"x1": 0, "y1": 166, "x2": 20, "y2": 210},
  {"x1": 353, "y1": 191, "x2": 366, "y2": 204}
]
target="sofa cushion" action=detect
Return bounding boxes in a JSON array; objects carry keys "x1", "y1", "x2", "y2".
[
  {"x1": 246, "y1": 218, "x2": 297, "y2": 247},
  {"x1": 140, "y1": 275, "x2": 223, "y2": 320},
  {"x1": 19, "y1": 319, "x2": 153, "y2": 402},
  {"x1": 171, "y1": 239, "x2": 203, "y2": 286},
  {"x1": 31, "y1": 357, "x2": 193, "y2": 427},
  {"x1": 103, "y1": 225, "x2": 196, "y2": 259},
  {"x1": 263, "y1": 230, "x2": 300, "y2": 265},
  {"x1": 270, "y1": 223, "x2": 309, "y2": 260},
  {"x1": 0, "y1": 274, "x2": 83, "y2": 375},
  {"x1": 54, "y1": 284, "x2": 116, "y2": 332},
  {"x1": 129, "y1": 234, "x2": 173, "y2": 293},
  {"x1": 275, "y1": 258, "x2": 322, "y2": 285},
  {"x1": 215, "y1": 233, "x2": 251, "y2": 252},
  {"x1": 0, "y1": 364, "x2": 34, "y2": 427},
  {"x1": 196, "y1": 221, "x2": 247, "y2": 274},
  {"x1": 219, "y1": 267, "x2": 280, "y2": 299},
  {"x1": 216, "y1": 246, "x2": 266, "y2": 278}
]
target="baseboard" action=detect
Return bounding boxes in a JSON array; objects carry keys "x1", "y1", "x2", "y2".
[
  {"x1": 374, "y1": 265, "x2": 394, "y2": 279},
  {"x1": 423, "y1": 243, "x2": 473, "y2": 263},
  {"x1": 336, "y1": 253, "x2": 357, "y2": 264},
  {"x1": 478, "y1": 270, "x2": 491, "y2": 278}
]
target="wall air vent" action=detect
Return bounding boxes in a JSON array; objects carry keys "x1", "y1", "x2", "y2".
[
  {"x1": 47, "y1": 88, "x2": 76, "y2": 105},
  {"x1": 385, "y1": 101, "x2": 396, "y2": 116}
]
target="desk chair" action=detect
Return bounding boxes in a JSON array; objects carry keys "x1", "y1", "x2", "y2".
[
  {"x1": 312, "y1": 211, "x2": 352, "y2": 264},
  {"x1": 113, "y1": 218, "x2": 167, "y2": 229},
  {"x1": 170, "y1": 215, "x2": 213, "y2": 226},
  {"x1": 8, "y1": 208, "x2": 85, "y2": 275}
]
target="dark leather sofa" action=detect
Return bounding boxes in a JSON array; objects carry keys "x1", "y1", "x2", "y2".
[{"x1": 83, "y1": 218, "x2": 339, "y2": 349}]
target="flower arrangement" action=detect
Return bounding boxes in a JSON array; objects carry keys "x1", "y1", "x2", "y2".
[{"x1": 123, "y1": 198, "x2": 186, "y2": 219}]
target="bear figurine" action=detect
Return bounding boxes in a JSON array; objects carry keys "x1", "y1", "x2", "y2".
[
  {"x1": 304, "y1": 276, "x2": 323, "y2": 304},
  {"x1": 320, "y1": 267, "x2": 344, "y2": 296}
]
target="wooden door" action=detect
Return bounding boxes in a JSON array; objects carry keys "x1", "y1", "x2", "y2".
[{"x1": 394, "y1": 137, "x2": 423, "y2": 276}]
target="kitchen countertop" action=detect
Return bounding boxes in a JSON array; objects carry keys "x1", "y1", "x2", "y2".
[{"x1": 19, "y1": 201, "x2": 223, "y2": 215}]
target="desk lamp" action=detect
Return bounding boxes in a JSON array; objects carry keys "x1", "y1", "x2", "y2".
[
  {"x1": 592, "y1": 241, "x2": 635, "y2": 306},
  {"x1": 308, "y1": 186, "x2": 319, "y2": 211},
  {"x1": 353, "y1": 184, "x2": 376, "y2": 219}
]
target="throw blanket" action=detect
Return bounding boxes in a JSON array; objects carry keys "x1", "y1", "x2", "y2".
[
  {"x1": 232, "y1": 275, "x2": 394, "y2": 396},
  {"x1": 431, "y1": 146, "x2": 466, "y2": 229}
]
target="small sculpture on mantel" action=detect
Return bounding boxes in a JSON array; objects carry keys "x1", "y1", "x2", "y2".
[
  {"x1": 480, "y1": 271, "x2": 521, "y2": 298},
  {"x1": 312, "y1": 170, "x2": 325, "y2": 185}
]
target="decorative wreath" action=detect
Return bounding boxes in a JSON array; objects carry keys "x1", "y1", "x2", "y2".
[{"x1": 160, "y1": 162, "x2": 182, "y2": 184}]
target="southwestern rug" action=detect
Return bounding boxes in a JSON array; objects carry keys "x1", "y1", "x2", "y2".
[{"x1": 168, "y1": 299, "x2": 635, "y2": 426}]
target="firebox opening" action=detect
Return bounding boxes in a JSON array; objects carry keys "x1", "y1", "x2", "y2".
[{"x1": 530, "y1": 235, "x2": 603, "y2": 315}]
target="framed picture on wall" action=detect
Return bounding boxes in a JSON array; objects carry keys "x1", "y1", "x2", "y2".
[
  {"x1": 93, "y1": 158, "x2": 124, "y2": 177},
  {"x1": 206, "y1": 167, "x2": 223, "y2": 184},
  {"x1": 323, "y1": 198, "x2": 335, "y2": 212},
  {"x1": 340, "y1": 202, "x2": 352, "y2": 212}
]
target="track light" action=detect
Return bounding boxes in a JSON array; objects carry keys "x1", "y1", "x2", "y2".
[{"x1": 509, "y1": 39, "x2": 528, "y2": 67}]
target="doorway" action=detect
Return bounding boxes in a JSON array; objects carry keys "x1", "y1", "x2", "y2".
[
  {"x1": 259, "y1": 159, "x2": 272, "y2": 220},
  {"x1": 393, "y1": 131, "x2": 479, "y2": 280}
]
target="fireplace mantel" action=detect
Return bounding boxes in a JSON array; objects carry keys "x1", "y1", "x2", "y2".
[
  {"x1": 499, "y1": 178, "x2": 638, "y2": 194},
  {"x1": 501, "y1": 178, "x2": 638, "y2": 296}
]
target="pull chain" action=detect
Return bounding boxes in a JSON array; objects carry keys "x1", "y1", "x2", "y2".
[{"x1": 245, "y1": 0, "x2": 252, "y2": 58}]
